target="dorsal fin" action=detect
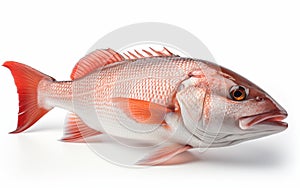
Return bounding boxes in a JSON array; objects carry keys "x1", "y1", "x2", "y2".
[
  {"x1": 123, "y1": 47, "x2": 179, "y2": 60},
  {"x1": 71, "y1": 48, "x2": 125, "y2": 80}
]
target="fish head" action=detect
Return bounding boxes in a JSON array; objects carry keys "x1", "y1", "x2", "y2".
[{"x1": 204, "y1": 64, "x2": 288, "y2": 146}]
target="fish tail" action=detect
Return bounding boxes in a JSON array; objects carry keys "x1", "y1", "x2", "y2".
[{"x1": 3, "y1": 61, "x2": 55, "y2": 133}]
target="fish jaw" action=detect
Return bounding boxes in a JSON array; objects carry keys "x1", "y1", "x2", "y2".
[
  {"x1": 239, "y1": 110, "x2": 288, "y2": 131},
  {"x1": 206, "y1": 109, "x2": 288, "y2": 148}
]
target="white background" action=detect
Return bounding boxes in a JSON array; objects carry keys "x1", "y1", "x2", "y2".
[{"x1": 0, "y1": 0, "x2": 299, "y2": 187}]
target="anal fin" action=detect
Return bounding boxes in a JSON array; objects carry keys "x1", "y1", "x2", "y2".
[{"x1": 61, "y1": 113, "x2": 102, "y2": 142}]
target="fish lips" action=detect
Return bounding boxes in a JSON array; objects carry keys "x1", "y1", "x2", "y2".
[{"x1": 239, "y1": 110, "x2": 288, "y2": 130}]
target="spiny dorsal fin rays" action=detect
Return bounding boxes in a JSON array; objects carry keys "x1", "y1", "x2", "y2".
[
  {"x1": 71, "y1": 47, "x2": 179, "y2": 79},
  {"x1": 142, "y1": 49, "x2": 153, "y2": 56},
  {"x1": 134, "y1": 50, "x2": 145, "y2": 58},
  {"x1": 123, "y1": 53, "x2": 131, "y2": 59},
  {"x1": 123, "y1": 47, "x2": 179, "y2": 60},
  {"x1": 149, "y1": 47, "x2": 164, "y2": 56},
  {"x1": 128, "y1": 51, "x2": 138, "y2": 59}
]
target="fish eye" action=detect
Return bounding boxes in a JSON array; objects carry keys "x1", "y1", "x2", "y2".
[{"x1": 229, "y1": 85, "x2": 248, "y2": 101}]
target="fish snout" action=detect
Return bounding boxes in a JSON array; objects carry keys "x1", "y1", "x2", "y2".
[{"x1": 238, "y1": 92, "x2": 288, "y2": 130}]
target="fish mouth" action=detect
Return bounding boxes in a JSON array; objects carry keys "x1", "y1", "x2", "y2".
[{"x1": 239, "y1": 110, "x2": 288, "y2": 130}]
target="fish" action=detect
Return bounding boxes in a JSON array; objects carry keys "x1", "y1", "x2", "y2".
[{"x1": 3, "y1": 47, "x2": 288, "y2": 165}]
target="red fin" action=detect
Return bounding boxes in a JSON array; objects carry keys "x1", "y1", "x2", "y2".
[
  {"x1": 123, "y1": 47, "x2": 179, "y2": 60},
  {"x1": 112, "y1": 98, "x2": 172, "y2": 125},
  {"x1": 71, "y1": 49, "x2": 125, "y2": 80},
  {"x1": 61, "y1": 113, "x2": 102, "y2": 142},
  {"x1": 136, "y1": 144, "x2": 192, "y2": 165},
  {"x1": 3, "y1": 61, "x2": 54, "y2": 133}
]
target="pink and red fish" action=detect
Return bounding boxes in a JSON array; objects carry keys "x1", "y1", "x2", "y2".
[{"x1": 3, "y1": 48, "x2": 288, "y2": 165}]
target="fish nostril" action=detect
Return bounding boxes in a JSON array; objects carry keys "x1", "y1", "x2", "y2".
[{"x1": 255, "y1": 96, "x2": 263, "y2": 102}]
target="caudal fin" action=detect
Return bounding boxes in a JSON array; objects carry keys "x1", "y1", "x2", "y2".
[{"x1": 3, "y1": 61, "x2": 55, "y2": 133}]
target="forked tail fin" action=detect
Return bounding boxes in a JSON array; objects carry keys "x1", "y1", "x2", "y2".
[{"x1": 3, "y1": 61, "x2": 55, "y2": 133}]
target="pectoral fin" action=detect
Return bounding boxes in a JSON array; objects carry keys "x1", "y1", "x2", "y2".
[{"x1": 112, "y1": 98, "x2": 172, "y2": 126}]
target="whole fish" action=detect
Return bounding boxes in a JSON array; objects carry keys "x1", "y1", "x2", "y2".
[{"x1": 3, "y1": 48, "x2": 288, "y2": 165}]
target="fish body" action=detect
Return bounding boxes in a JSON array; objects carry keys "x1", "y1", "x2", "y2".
[
  {"x1": 3, "y1": 48, "x2": 288, "y2": 165},
  {"x1": 39, "y1": 56, "x2": 209, "y2": 147}
]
